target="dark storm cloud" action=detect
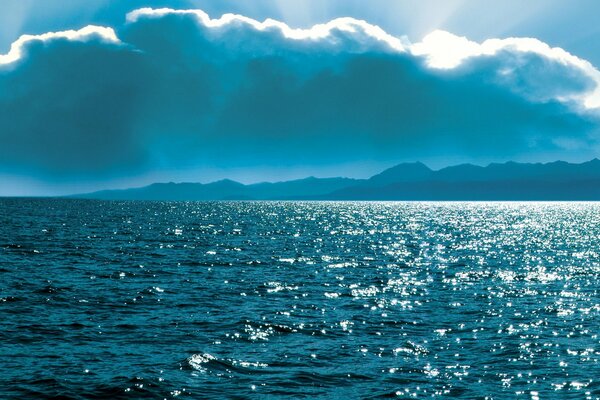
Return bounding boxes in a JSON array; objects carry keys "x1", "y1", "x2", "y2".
[
  {"x1": 0, "y1": 35, "x2": 147, "y2": 177},
  {"x1": 0, "y1": 9, "x2": 598, "y2": 181}
]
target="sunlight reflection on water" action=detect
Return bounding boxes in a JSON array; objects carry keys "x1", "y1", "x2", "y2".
[{"x1": 0, "y1": 200, "x2": 599, "y2": 398}]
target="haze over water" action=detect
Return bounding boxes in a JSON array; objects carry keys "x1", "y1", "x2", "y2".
[{"x1": 1, "y1": 199, "x2": 599, "y2": 398}]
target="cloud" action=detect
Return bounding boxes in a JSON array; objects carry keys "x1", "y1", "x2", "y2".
[
  {"x1": 0, "y1": 25, "x2": 119, "y2": 66},
  {"x1": 412, "y1": 30, "x2": 600, "y2": 108},
  {"x1": 0, "y1": 26, "x2": 145, "y2": 177},
  {"x1": 126, "y1": 7, "x2": 407, "y2": 51},
  {"x1": 0, "y1": 8, "x2": 599, "y2": 184}
]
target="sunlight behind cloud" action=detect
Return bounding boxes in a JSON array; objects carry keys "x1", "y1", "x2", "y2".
[
  {"x1": 411, "y1": 30, "x2": 478, "y2": 69},
  {"x1": 127, "y1": 8, "x2": 600, "y2": 111},
  {"x1": 412, "y1": 30, "x2": 600, "y2": 109}
]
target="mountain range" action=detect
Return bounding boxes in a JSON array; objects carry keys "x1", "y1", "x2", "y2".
[{"x1": 71, "y1": 159, "x2": 600, "y2": 200}]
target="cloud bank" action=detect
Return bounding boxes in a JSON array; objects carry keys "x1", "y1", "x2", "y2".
[{"x1": 0, "y1": 7, "x2": 599, "y2": 184}]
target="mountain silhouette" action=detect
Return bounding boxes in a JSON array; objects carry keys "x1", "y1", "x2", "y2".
[
  {"x1": 75, "y1": 177, "x2": 359, "y2": 201},
  {"x1": 367, "y1": 162, "x2": 434, "y2": 185},
  {"x1": 71, "y1": 159, "x2": 600, "y2": 200}
]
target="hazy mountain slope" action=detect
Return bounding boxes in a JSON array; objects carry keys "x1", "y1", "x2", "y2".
[
  {"x1": 74, "y1": 177, "x2": 361, "y2": 200},
  {"x1": 71, "y1": 159, "x2": 600, "y2": 200}
]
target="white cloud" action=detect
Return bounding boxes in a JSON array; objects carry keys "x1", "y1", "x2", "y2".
[
  {"x1": 0, "y1": 25, "x2": 120, "y2": 66},
  {"x1": 126, "y1": 8, "x2": 408, "y2": 52},
  {"x1": 127, "y1": 8, "x2": 600, "y2": 110},
  {"x1": 2, "y1": 9, "x2": 598, "y2": 111},
  {"x1": 412, "y1": 29, "x2": 600, "y2": 109}
]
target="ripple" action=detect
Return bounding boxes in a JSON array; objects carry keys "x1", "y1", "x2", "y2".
[{"x1": 1, "y1": 199, "x2": 599, "y2": 399}]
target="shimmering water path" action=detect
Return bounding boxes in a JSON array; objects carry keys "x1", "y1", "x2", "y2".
[{"x1": 1, "y1": 200, "x2": 599, "y2": 398}]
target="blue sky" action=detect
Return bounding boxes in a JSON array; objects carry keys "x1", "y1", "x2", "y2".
[{"x1": 1, "y1": 0, "x2": 600, "y2": 195}]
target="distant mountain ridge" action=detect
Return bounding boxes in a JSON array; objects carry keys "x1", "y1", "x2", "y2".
[
  {"x1": 71, "y1": 159, "x2": 600, "y2": 200},
  {"x1": 75, "y1": 176, "x2": 360, "y2": 201}
]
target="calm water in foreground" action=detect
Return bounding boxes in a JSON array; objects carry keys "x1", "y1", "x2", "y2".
[{"x1": 1, "y1": 199, "x2": 599, "y2": 399}]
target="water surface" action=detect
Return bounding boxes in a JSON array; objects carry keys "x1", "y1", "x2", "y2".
[{"x1": 1, "y1": 200, "x2": 599, "y2": 398}]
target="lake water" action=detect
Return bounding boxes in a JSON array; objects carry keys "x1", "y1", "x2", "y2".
[{"x1": 1, "y1": 199, "x2": 599, "y2": 399}]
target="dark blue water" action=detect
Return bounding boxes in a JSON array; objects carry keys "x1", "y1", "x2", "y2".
[{"x1": 1, "y1": 199, "x2": 599, "y2": 399}]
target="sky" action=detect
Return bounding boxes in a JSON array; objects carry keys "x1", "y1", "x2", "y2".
[{"x1": 1, "y1": 0, "x2": 600, "y2": 195}]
